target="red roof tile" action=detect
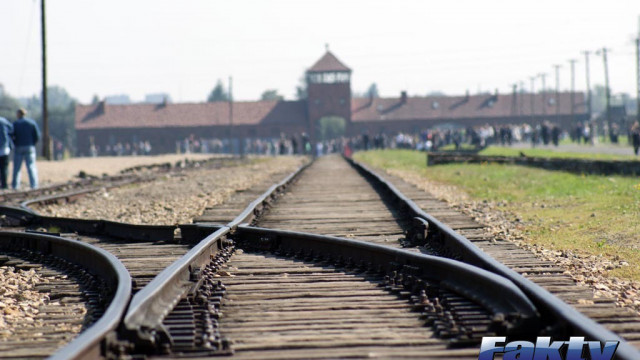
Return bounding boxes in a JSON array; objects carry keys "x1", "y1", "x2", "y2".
[
  {"x1": 308, "y1": 51, "x2": 351, "y2": 73},
  {"x1": 76, "y1": 100, "x2": 307, "y2": 130},
  {"x1": 351, "y1": 92, "x2": 587, "y2": 122}
]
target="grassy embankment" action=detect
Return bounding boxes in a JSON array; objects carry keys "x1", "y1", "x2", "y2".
[{"x1": 354, "y1": 149, "x2": 640, "y2": 281}]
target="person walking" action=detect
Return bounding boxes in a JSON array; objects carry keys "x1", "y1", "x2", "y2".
[
  {"x1": 12, "y1": 108, "x2": 40, "y2": 189},
  {"x1": 0, "y1": 116, "x2": 13, "y2": 189}
]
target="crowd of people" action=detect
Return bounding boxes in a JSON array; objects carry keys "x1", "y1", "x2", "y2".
[
  {"x1": 89, "y1": 140, "x2": 153, "y2": 157},
  {"x1": 84, "y1": 118, "x2": 640, "y2": 161}
]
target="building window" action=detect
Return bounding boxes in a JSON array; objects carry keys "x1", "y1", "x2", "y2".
[
  {"x1": 307, "y1": 71, "x2": 350, "y2": 84},
  {"x1": 431, "y1": 101, "x2": 439, "y2": 109}
]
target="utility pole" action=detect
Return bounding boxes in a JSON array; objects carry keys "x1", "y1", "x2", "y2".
[
  {"x1": 228, "y1": 76, "x2": 233, "y2": 154},
  {"x1": 582, "y1": 51, "x2": 592, "y2": 119},
  {"x1": 636, "y1": 37, "x2": 639, "y2": 124},
  {"x1": 511, "y1": 84, "x2": 518, "y2": 117},
  {"x1": 597, "y1": 48, "x2": 612, "y2": 136},
  {"x1": 569, "y1": 59, "x2": 577, "y2": 127},
  {"x1": 538, "y1": 73, "x2": 547, "y2": 119},
  {"x1": 519, "y1": 81, "x2": 525, "y2": 116},
  {"x1": 41, "y1": 0, "x2": 50, "y2": 160},
  {"x1": 530, "y1": 76, "x2": 536, "y2": 123},
  {"x1": 553, "y1": 64, "x2": 561, "y2": 124}
]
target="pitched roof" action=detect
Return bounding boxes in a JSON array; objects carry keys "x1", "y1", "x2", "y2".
[
  {"x1": 351, "y1": 92, "x2": 587, "y2": 123},
  {"x1": 76, "y1": 100, "x2": 307, "y2": 130},
  {"x1": 308, "y1": 51, "x2": 351, "y2": 73}
]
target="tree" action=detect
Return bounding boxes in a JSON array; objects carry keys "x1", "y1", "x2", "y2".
[
  {"x1": 591, "y1": 84, "x2": 606, "y2": 115},
  {"x1": 260, "y1": 89, "x2": 283, "y2": 101},
  {"x1": 207, "y1": 80, "x2": 229, "y2": 102},
  {"x1": 318, "y1": 116, "x2": 346, "y2": 140},
  {"x1": 0, "y1": 91, "x2": 22, "y2": 120},
  {"x1": 46, "y1": 86, "x2": 74, "y2": 109},
  {"x1": 295, "y1": 74, "x2": 307, "y2": 100},
  {"x1": 9, "y1": 86, "x2": 77, "y2": 156},
  {"x1": 365, "y1": 83, "x2": 379, "y2": 98}
]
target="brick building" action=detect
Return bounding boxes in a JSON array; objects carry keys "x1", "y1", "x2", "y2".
[{"x1": 75, "y1": 51, "x2": 588, "y2": 155}]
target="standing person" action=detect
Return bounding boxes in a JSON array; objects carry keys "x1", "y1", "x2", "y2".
[
  {"x1": 0, "y1": 116, "x2": 13, "y2": 189},
  {"x1": 12, "y1": 108, "x2": 41, "y2": 189}
]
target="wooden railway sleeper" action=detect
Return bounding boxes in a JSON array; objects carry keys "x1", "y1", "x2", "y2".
[{"x1": 233, "y1": 226, "x2": 541, "y2": 348}]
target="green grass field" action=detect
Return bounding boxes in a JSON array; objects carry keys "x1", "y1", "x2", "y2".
[{"x1": 354, "y1": 149, "x2": 640, "y2": 281}]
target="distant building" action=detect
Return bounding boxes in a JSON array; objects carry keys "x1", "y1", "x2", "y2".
[
  {"x1": 104, "y1": 94, "x2": 131, "y2": 105},
  {"x1": 75, "y1": 51, "x2": 588, "y2": 155},
  {"x1": 145, "y1": 93, "x2": 172, "y2": 104}
]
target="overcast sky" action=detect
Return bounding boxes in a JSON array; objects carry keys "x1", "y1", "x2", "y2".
[{"x1": 2, "y1": 0, "x2": 640, "y2": 104}]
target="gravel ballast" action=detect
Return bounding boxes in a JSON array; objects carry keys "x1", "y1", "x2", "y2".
[
  {"x1": 37, "y1": 156, "x2": 305, "y2": 224},
  {"x1": 1, "y1": 155, "x2": 305, "y2": 351},
  {"x1": 382, "y1": 167, "x2": 640, "y2": 316}
]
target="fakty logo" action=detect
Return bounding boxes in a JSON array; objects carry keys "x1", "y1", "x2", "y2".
[{"x1": 479, "y1": 336, "x2": 619, "y2": 360}]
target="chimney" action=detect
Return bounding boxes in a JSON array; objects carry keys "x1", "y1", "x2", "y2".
[
  {"x1": 400, "y1": 91, "x2": 408, "y2": 104},
  {"x1": 465, "y1": 90, "x2": 470, "y2": 100},
  {"x1": 97, "y1": 100, "x2": 106, "y2": 114},
  {"x1": 494, "y1": 88, "x2": 499, "y2": 98}
]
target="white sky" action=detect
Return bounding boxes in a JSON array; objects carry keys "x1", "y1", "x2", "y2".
[{"x1": 1, "y1": 0, "x2": 640, "y2": 104}]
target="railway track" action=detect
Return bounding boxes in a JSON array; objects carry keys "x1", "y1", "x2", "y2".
[
  {"x1": 2, "y1": 153, "x2": 640, "y2": 359},
  {"x1": 347, "y1": 156, "x2": 640, "y2": 348},
  {"x1": 0, "y1": 231, "x2": 130, "y2": 359},
  {"x1": 4, "y1": 156, "x2": 236, "y2": 210},
  {"x1": 0, "y1": 157, "x2": 300, "y2": 359}
]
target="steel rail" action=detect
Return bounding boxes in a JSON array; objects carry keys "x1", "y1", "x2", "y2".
[
  {"x1": 346, "y1": 156, "x2": 640, "y2": 360},
  {"x1": 235, "y1": 225, "x2": 539, "y2": 331},
  {"x1": 223, "y1": 157, "x2": 546, "y2": 337},
  {"x1": 18, "y1": 176, "x2": 145, "y2": 210},
  {"x1": 0, "y1": 231, "x2": 131, "y2": 360},
  {"x1": 8, "y1": 155, "x2": 229, "y2": 211},
  {"x1": 118, "y1": 160, "x2": 313, "y2": 355},
  {"x1": 122, "y1": 226, "x2": 229, "y2": 349},
  {"x1": 0, "y1": 179, "x2": 95, "y2": 203},
  {"x1": 120, "y1": 160, "x2": 311, "y2": 340},
  {"x1": 227, "y1": 162, "x2": 312, "y2": 229},
  {"x1": 0, "y1": 205, "x2": 183, "y2": 242}
]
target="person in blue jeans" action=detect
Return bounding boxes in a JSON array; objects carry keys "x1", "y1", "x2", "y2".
[
  {"x1": 12, "y1": 108, "x2": 41, "y2": 189},
  {"x1": 0, "y1": 116, "x2": 13, "y2": 189}
]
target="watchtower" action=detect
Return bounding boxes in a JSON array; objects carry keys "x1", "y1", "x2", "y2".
[{"x1": 306, "y1": 50, "x2": 352, "y2": 145}]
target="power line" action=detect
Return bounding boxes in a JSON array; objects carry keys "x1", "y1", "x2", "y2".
[{"x1": 18, "y1": 0, "x2": 38, "y2": 95}]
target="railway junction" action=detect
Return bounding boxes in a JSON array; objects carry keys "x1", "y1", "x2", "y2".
[{"x1": 0, "y1": 151, "x2": 638, "y2": 359}]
